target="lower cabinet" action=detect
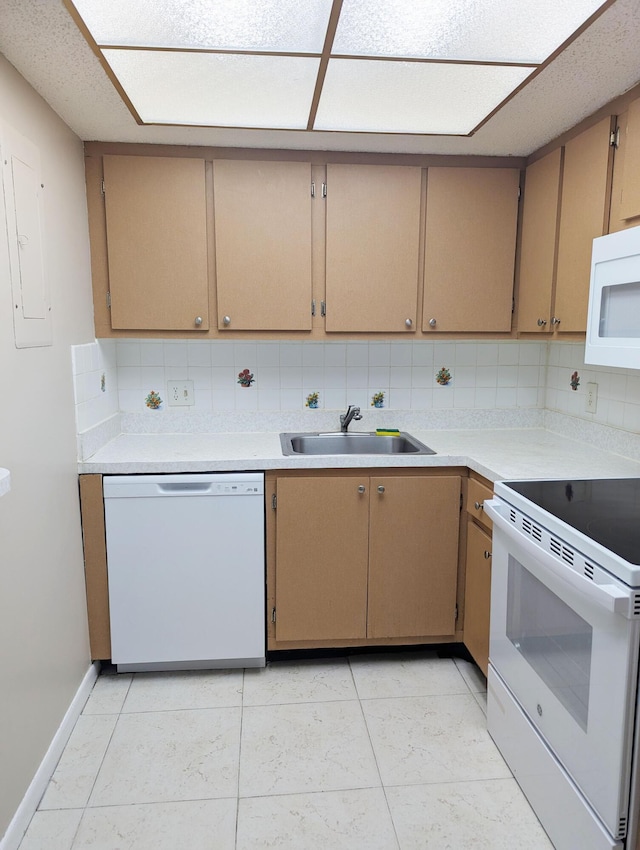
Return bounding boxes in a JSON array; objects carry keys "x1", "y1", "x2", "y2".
[
  {"x1": 268, "y1": 471, "x2": 462, "y2": 648},
  {"x1": 462, "y1": 476, "x2": 494, "y2": 675}
]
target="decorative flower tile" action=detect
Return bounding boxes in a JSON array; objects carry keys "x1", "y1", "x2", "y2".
[
  {"x1": 145, "y1": 390, "x2": 162, "y2": 409},
  {"x1": 570, "y1": 371, "x2": 580, "y2": 391},
  {"x1": 371, "y1": 391, "x2": 385, "y2": 408},
  {"x1": 306, "y1": 391, "x2": 319, "y2": 408},
  {"x1": 237, "y1": 368, "x2": 255, "y2": 387},
  {"x1": 436, "y1": 366, "x2": 452, "y2": 386}
]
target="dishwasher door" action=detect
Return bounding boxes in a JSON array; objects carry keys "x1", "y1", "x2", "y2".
[{"x1": 103, "y1": 473, "x2": 265, "y2": 672}]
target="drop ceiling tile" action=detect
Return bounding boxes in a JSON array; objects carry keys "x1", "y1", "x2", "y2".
[
  {"x1": 315, "y1": 60, "x2": 533, "y2": 135},
  {"x1": 333, "y1": 0, "x2": 608, "y2": 63},
  {"x1": 103, "y1": 50, "x2": 319, "y2": 128},
  {"x1": 72, "y1": 0, "x2": 333, "y2": 52}
]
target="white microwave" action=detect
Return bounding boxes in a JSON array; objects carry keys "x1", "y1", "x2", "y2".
[{"x1": 585, "y1": 224, "x2": 640, "y2": 369}]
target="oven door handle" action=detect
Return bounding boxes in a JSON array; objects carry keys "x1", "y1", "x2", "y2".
[{"x1": 484, "y1": 499, "x2": 632, "y2": 618}]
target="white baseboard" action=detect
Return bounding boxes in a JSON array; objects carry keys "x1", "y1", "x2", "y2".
[{"x1": 0, "y1": 662, "x2": 99, "y2": 850}]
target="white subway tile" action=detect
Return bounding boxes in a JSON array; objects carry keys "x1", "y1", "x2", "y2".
[
  {"x1": 187, "y1": 366, "x2": 213, "y2": 389},
  {"x1": 455, "y1": 342, "x2": 478, "y2": 366},
  {"x1": 324, "y1": 388, "x2": 347, "y2": 409},
  {"x1": 410, "y1": 365, "x2": 431, "y2": 389},
  {"x1": 258, "y1": 389, "x2": 281, "y2": 410},
  {"x1": 411, "y1": 342, "x2": 433, "y2": 367},
  {"x1": 302, "y1": 343, "x2": 324, "y2": 368},
  {"x1": 432, "y1": 388, "x2": 454, "y2": 408},
  {"x1": 117, "y1": 366, "x2": 141, "y2": 390},
  {"x1": 453, "y1": 387, "x2": 475, "y2": 408},
  {"x1": 369, "y1": 342, "x2": 390, "y2": 366},
  {"x1": 257, "y1": 342, "x2": 281, "y2": 367},
  {"x1": 433, "y1": 342, "x2": 455, "y2": 366},
  {"x1": 498, "y1": 343, "x2": 520, "y2": 366},
  {"x1": 116, "y1": 342, "x2": 141, "y2": 367},
  {"x1": 187, "y1": 342, "x2": 212, "y2": 367},
  {"x1": 475, "y1": 343, "x2": 499, "y2": 366},
  {"x1": 140, "y1": 342, "x2": 164, "y2": 366},
  {"x1": 118, "y1": 389, "x2": 144, "y2": 412},
  {"x1": 324, "y1": 366, "x2": 346, "y2": 388},
  {"x1": 234, "y1": 342, "x2": 257, "y2": 369},
  {"x1": 608, "y1": 400, "x2": 626, "y2": 428},
  {"x1": 475, "y1": 366, "x2": 498, "y2": 388},
  {"x1": 140, "y1": 367, "x2": 166, "y2": 388},
  {"x1": 475, "y1": 387, "x2": 497, "y2": 409},
  {"x1": 280, "y1": 366, "x2": 303, "y2": 389},
  {"x1": 235, "y1": 387, "x2": 258, "y2": 411},
  {"x1": 212, "y1": 389, "x2": 235, "y2": 411},
  {"x1": 518, "y1": 365, "x2": 540, "y2": 387},
  {"x1": 347, "y1": 366, "x2": 368, "y2": 388},
  {"x1": 280, "y1": 388, "x2": 303, "y2": 409},
  {"x1": 210, "y1": 342, "x2": 235, "y2": 367},
  {"x1": 346, "y1": 343, "x2": 368, "y2": 368},
  {"x1": 259, "y1": 367, "x2": 281, "y2": 390},
  {"x1": 279, "y1": 343, "x2": 302, "y2": 367},
  {"x1": 497, "y1": 365, "x2": 518, "y2": 387},
  {"x1": 369, "y1": 366, "x2": 389, "y2": 386},
  {"x1": 411, "y1": 388, "x2": 432, "y2": 409},
  {"x1": 324, "y1": 343, "x2": 346, "y2": 367},
  {"x1": 496, "y1": 387, "x2": 517, "y2": 408},
  {"x1": 389, "y1": 343, "x2": 412, "y2": 367},
  {"x1": 389, "y1": 388, "x2": 411, "y2": 408},
  {"x1": 163, "y1": 342, "x2": 188, "y2": 368},
  {"x1": 454, "y1": 366, "x2": 476, "y2": 388},
  {"x1": 389, "y1": 366, "x2": 411, "y2": 389}
]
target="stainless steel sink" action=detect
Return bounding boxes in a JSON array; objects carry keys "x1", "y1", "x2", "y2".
[{"x1": 280, "y1": 431, "x2": 435, "y2": 456}]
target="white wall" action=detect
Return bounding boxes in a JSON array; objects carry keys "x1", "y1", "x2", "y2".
[{"x1": 0, "y1": 55, "x2": 96, "y2": 836}]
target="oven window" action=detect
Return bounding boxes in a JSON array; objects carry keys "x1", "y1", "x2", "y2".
[{"x1": 507, "y1": 555, "x2": 592, "y2": 732}]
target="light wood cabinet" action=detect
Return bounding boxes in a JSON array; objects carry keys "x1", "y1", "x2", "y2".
[
  {"x1": 423, "y1": 167, "x2": 520, "y2": 333},
  {"x1": 463, "y1": 476, "x2": 493, "y2": 676},
  {"x1": 517, "y1": 149, "x2": 563, "y2": 333},
  {"x1": 102, "y1": 155, "x2": 209, "y2": 331},
  {"x1": 271, "y1": 472, "x2": 461, "y2": 646},
  {"x1": 324, "y1": 164, "x2": 422, "y2": 333},
  {"x1": 609, "y1": 98, "x2": 640, "y2": 232},
  {"x1": 553, "y1": 116, "x2": 614, "y2": 332},
  {"x1": 213, "y1": 160, "x2": 313, "y2": 331}
]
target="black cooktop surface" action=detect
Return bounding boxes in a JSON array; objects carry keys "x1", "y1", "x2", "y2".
[{"x1": 503, "y1": 478, "x2": 640, "y2": 565}]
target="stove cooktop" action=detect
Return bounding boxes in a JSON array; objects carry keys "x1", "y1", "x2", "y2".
[{"x1": 500, "y1": 478, "x2": 640, "y2": 567}]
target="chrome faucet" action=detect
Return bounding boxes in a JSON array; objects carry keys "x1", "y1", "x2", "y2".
[{"x1": 340, "y1": 405, "x2": 363, "y2": 432}]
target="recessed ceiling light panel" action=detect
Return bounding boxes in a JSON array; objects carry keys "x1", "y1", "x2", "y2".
[
  {"x1": 315, "y1": 59, "x2": 533, "y2": 134},
  {"x1": 72, "y1": 0, "x2": 333, "y2": 52},
  {"x1": 103, "y1": 50, "x2": 320, "y2": 129},
  {"x1": 333, "y1": 0, "x2": 608, "y2": 63}
]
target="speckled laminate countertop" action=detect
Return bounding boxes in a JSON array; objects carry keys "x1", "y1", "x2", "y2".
[{"x1": 78, "y1": 428, "x2": 640, "y2": 483}]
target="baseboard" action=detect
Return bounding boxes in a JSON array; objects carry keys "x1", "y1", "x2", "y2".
[{"x1": 0, "y1": 662, "x2": 99, "y2": 850}]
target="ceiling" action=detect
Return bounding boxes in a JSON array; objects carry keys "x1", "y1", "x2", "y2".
[{"x1": 0, "y1": 0, "x2": 639, "y2": 157}]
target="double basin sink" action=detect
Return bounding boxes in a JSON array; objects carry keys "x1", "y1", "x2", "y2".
[{"x1": 280, "y1": 431, "x2": 435, "y2": 456}]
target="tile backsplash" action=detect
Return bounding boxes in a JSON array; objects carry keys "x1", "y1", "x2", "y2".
[
  {"x1": 109, "y1": 339, "x2": 546, "y2": 415},
  {"x1": 71, "y1": 339, "x2": 640, "y2": 443}
]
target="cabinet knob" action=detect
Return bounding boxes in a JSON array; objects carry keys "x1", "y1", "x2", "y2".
[
  {"x1": 484, "y1": 550, "x2": 492, "y2": 559},
  {"x1": 551, "y1": 317, "x2": 561, "y2": 326},
  {"x1": 537, "y1": 318, "x2": 547, "y2": 327},
  {"x1": 194, "y1": 316, "x2": 203, "y2": 326},
  {"x1": 405, "y1": 318, "x2": 413, "y2": 328},
  {"x1": 358, "y1": 484, "x2": 366, "y2": 494},
  {"x1": 377, "y1": 485, "x2": 385, "y2": 494},
  {"x1": 474, "y1": 501, "x2": 484, "y2": 511},
  {"x1": 223, "y1": 315, "x2": 231, "y2": 326},
  {"x1": 428, "y1": 318, "x2": 437, "y2": 327}
]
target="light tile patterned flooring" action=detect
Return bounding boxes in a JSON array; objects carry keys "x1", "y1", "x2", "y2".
[{"x1": 19, "y1": 652, "x2": 554, "y2": 849}]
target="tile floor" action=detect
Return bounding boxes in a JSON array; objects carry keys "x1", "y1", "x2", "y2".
[{"x1": 19, "y1": 651, "x2": 554, "y2": 849}]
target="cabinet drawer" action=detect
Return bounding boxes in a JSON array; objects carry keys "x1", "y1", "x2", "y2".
[{"x1": 467, "y1": 478, "x2": 493, "y2": 531}]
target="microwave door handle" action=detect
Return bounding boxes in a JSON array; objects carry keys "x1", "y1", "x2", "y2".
[{"x1": 484, "y1": 499, "x2": 631, "y2": 618}]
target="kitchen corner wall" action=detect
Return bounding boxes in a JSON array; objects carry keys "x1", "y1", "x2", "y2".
[
  {"x1": 546, "y1": 341, "x2": 640, "y2": 433},
  {"x1": 0, "y1": 55, "x2": 95, "y2": 838}
]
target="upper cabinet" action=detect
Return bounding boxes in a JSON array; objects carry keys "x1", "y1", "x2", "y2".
[
  {"x1": 553, "y1": 116, "x2": 614, "y2": 333},
  {"x1": 517, "y1": 148, "x2": 563, "y2": 333},
  {"x1": 213, "y1": 160, "x2": 313, "y2": 331},
  {"x1": 517, "y1": 116, "x2": 614, "y2": 335},
  {"x1": 324, "y1": 164, "x2": 422, "y2": 333},
  {"x1": 423, "y1": 167, "x2": 520, "y2": 333},
  {"x1": 102, "y1": 155, "x2": 209, "y2": 332},
  {"x1": 609, "y1": 96, "x2": 640, "y2": 233}
]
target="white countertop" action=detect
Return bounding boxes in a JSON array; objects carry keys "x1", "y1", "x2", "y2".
[
  {"x1": 78, "y1": 428, "x2": 640, "y2": 482},
  {"x1": 0, "y1": 468, "x2": 10, "y2": 497}
]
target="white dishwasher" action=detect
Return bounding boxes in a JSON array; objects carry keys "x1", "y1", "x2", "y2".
[{"x1": 103, "y1": 472, "x2": 265, "y2": 672}]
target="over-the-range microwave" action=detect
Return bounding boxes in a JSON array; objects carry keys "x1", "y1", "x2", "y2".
[{"x1": 585, "y1": 224, "x2": 640, "y2": 369}]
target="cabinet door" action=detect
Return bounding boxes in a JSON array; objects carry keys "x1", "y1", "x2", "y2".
[
  {"x1": 423, "y1": 168, "x2": 519, "y2": 332},
  {"x1": 103, "y1": 155, "x2": 209, "y2": 331},
  {"x1": 463, "y1": 521, "x2": 492, "y2": 676},
  {"x1": 554, "y1": 116, "x2": 614, "y2": 332},
  {"x1": 213, "y1": 160, "x2": 313, "y2": 330},
  {"x1": 367, "y1": 476, "x2": 460, "y2": 639},
  {"x1": 274, "y1": 477, "x2": 369, "y2": 641},
  {"x1": 325, "y1": 164, "x2": 422, "y2": 332},
  {"x1": 609, "y1": 102, "x2": 640, "y2": 233},
  {"x1": 517, "y1": 149, "x2": 562, "y2": 333}
]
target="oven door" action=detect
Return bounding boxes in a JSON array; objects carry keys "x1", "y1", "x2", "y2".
[{"x1": 485, "y1": 498, "x2": 640, "y2": 838}]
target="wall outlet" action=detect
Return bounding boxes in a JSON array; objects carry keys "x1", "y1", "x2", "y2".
[
  {"x1": 585, "y1": 381, "x2": 598, "y2": 413},
  {"x1": 167, "y1": 380, "x2": 195, "y2": 406}
]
